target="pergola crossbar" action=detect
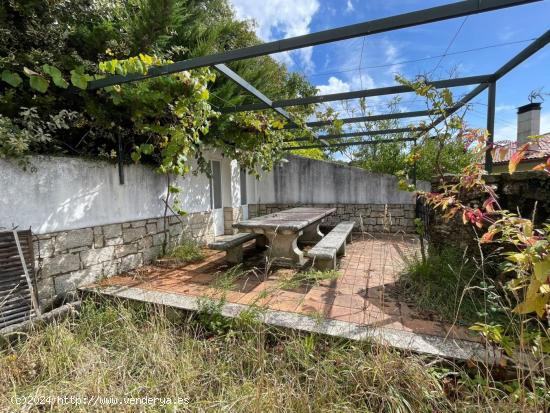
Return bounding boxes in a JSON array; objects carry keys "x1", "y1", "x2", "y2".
[
  {"x1": 220, "y1": 75, "x2": 493, "y2": 113},
  {"x1": 285, "y1": 109, "x2": 440, "y2": 129},
  {"x1": 286, "y1": 127, "x2": 422, "y2": 143},
  {"x1": 288, "y1": 137, "x2": 418, "y2": 150}
]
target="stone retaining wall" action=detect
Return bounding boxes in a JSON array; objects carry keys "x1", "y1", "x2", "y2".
[
  {"x1": 33, "y1": 211, "x2": 214, "y2": 309},
  {"x1": 427, "y1": 171, "x2": 550, "y2": 252},
  {"x1": 248, "y1": 203, "x2": 416, "y2": 233}
]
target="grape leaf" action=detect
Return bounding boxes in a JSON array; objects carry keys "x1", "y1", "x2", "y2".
[{"x1": 1, "y1": 70, "x2": 22, "y2": 87}]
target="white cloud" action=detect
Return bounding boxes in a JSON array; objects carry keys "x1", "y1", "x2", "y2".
[
  {"x1": 495, "y1": 104, "x2": 515, "y2": 113},
  {"x1": 494, "y1": 123, "x2": 516, "y2": 141},
  {"x1": 346, "y1": 0, "x2": 354, "y2": 13},
  {"x1": 540, "y1": 113, "x2": 550, "y2": 134},
  {"x1": 316, "y1": 76, "x2": 351, "y2": 95},
  {"x1": 229, "y1": 0, "x2": 320, "y2": 71}
]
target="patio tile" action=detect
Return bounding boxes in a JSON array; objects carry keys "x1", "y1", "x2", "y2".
[
  {"x1": 296, "y1": 299, "x2": 331, "y2": 316},
  {"x1": 303, "y1": 288, "x2": 336, "y2": 304},
  {"x1": 332, "y1": 293, "x2": 368, "y2": 309},
  {"x1": 368, "y1": 299, "x2": 400, "y2": 315},
  {"x1": 189, "y1": 273, "x2": 217, "y2": 285},
  {"x1": 401, "y1": 317, "x2": 446, "y2": 337},
  {"x1": 326, "y1": 305, "x2": 364, "y2": 324},
  {"x1": 268, "y1": 296, "x2": 303, "y2": 312}
]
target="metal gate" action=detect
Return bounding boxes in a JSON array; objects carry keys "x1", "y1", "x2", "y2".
[
  {"x1": 415, "y1": 197, "x2": 431, "y2": 241},
  {"x1": 0, "y1": 230, "x2": 40, "y2": 329}
]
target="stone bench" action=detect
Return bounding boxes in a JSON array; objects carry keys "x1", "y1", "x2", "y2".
[
  {"x1": 208, "y1": 233, "x2": 257, "y2": 264},
  {"x1": 307, "y1": 222, "x2": 354, "y2": 270}
]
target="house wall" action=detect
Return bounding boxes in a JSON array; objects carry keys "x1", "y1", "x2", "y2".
[
  {"x1": 0, "y1": 156, "x2": 213, "y2": 234},
  {"x1": 0, "y1": 155, "x2": 229, "y2": 308}
]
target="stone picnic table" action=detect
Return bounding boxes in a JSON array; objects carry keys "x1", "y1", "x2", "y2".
[{"x1": 233, "y1": 207, "x2": 336, "y2": 266}]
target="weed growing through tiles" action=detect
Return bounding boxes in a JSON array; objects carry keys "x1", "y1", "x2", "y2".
[{"x1": 166, "y1": 239, "x2": 204, "y2": 263}]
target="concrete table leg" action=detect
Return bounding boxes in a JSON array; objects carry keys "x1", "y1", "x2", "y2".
[
  {"x1": 299, "y1": 222, "x2": 324, "y2": 245},
  {"x1": 255, "y1": 234, "x2": 268, "y2": 250},
  {"x1": 265, "y1": 230, "x2": 305, "y2": 267}
]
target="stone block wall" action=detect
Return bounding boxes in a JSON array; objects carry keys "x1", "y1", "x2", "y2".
[
  {"x1": 248, "y1": 203, "x2": 416, "y2": 233},
  {"x1": 33, "y1": 211, "x2": 214, "y2": 309},
  {"x1": 426, "y1": 171, "x2": 550, "y2": 252}
]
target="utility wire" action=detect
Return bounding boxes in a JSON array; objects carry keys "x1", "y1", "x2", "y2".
[{"x1": 429, "y1": 16, "x2": 469, "y2": 77}]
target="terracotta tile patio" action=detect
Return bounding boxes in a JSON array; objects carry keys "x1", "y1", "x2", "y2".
[{"x1": 93, "y1": 233, "x2": 480, "y2": 343}]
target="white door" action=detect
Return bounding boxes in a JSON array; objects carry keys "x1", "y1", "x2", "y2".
[{"x1": 210, "y1": 160, "x2": 224, "y2": 236}]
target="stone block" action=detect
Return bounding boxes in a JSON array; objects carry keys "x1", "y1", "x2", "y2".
[
  {"x1": 54, "y1": 264, "x2": 103, "y2": 293},
  {"x1": 115, "y1": 243, "x2": 138, "y2": 258},
  {"x1": 137, "y1": 235, "x2": 153, "y2": 250},
  {"x1": 41, "y1": 253, "x2": 81, "y2": 277},
  {"x1": 36, "y1": 234, "x2": 53, "y2": 241},
  {"x1": 122, "y1": 226, "x2": 146, "y2": 243},
  {"x1": 36, "y1": 276, "x2": 56, "y2": 309},
  {"x1": 68, "y1": 246, "x2": 88, "y2": 253},
  {"x1": 105, "y1": 236, "x2": 123, "y2": 247},
  {"x1": 80, "y1": 246, "x2": 115, "y2": 267},
  {"x1": 34, "y1": 238, "x2": 54, "y2": 258},
  {"x1": 146, "y1": 222, "x2": 157, "y2": 234},
  {"x1": 142, "y1": 246, "x2": 162, "y2": 263},
  {"x1": 152, "y1": 232, "x2": 166, "y2": 247},
  {"x1": 120, "y1": 253, "x2": 143, "y2": 272},
  {"x1": 168, "y1": 223, "x2": 183, "y2": 236},
  {"x1": 103, "y1": 223, "x2": 122, "y2": 239},
  {"x1": 131, "y1": 220, "x2": 147, "y2": 228},
  {"x1": 103, "y1": 260, "x2": 120, "y2": 277},
  {"x1": 54, "y1": 229, "x2": 93, "y2": 251}
]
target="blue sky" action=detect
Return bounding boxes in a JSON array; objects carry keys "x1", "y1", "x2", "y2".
[{"x1": 229, "y1": 0, "x2": 550, "y2": 141}]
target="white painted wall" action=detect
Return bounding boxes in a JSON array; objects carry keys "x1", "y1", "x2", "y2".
[
  {"x1": 252, "y1": 155, "x2": 430, "y2": 205},
  {"x1": 1, "y1": 153, "x2": 429, "y2": 235},
  {"x1": 0, "y1": 156, "x2": 212, "y2": 234}
]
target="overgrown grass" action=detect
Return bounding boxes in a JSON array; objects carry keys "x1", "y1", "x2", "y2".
[
  {"x1": 1, "y1": 299, "x2": 548, "y2": 412},
  {"x1": 396, "y1": 247, "x2": 501, "y2": 325},
  {"x1": 165, "y1": 239, "x2": 204, "y2": 263},
  {"x1": 277, "y1": 268, "x2": 340, "y2": 291}
]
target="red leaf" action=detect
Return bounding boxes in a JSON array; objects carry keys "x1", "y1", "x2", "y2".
[
  {"x1": 508, "y1": 143, "x2": 530, "y2": 174},
  {"x1": 480, "y1": 230, "x2": 496, "y2": 243},
  {"x1": 482, "y1": 197, "x2": 496, "y2": 213}
]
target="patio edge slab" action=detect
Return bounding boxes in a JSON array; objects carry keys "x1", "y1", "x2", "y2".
[{"x1": 80, "y1": 285, "x2": 500, "y2": 363}]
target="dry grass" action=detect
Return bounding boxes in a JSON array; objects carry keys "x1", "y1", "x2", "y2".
[{"x1": 0, "y1": 299, "x2": 548, "y2": 412}]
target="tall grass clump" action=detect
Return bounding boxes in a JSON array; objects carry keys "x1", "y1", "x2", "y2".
[
  {"x1": 1, "y1": 298, "x2": 548, "y2": 412},
  {"x1": 166, "y1": 239, "x2": 204, "y2": 263},
  {"x1": 396, "y1": 246, "x2": 496, "y2": 325}
]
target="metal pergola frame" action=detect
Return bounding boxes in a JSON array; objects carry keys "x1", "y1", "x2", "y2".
[{"x1": 87, "y1": 0, "x2": 549, "y2": 175}]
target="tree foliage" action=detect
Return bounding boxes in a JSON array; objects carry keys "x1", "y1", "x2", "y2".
[
  {"x1": 0, "y1": 0, "x2": 320, "y2": 174},
  {"x1": 331, "y1": 85, "x2": 473, "y2": 182}
]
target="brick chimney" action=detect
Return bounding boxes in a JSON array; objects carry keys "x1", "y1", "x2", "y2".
[{"x1": 517, "y1": 102, "x2": 541, "y2": 145}]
